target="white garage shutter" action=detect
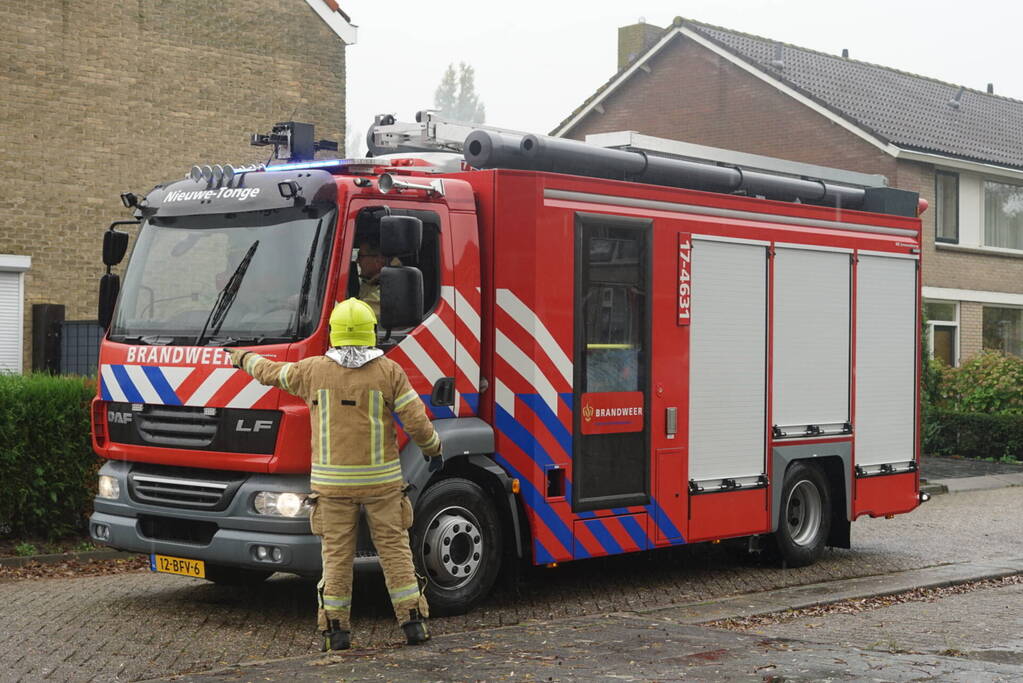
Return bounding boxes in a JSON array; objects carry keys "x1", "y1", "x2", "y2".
[
  {"x1": 688, "y1": 238, "x2": 768, "y2": 483},
  {"x1": 0, "y1": 271, "x2": 22, "y2": 373},
  {"x1": 855, "y1": 254, "x2": 917, "y2": 467},
  {"x1": 772, "y1": 247, "x2": 851, "y2": 432}
]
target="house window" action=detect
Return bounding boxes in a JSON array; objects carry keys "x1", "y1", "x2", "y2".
[
  {"x1": 924, "y1": 300, "x2": 958, "y2": 366},
  {"x1": 935, "y1": 171, "x2": 958, "y2": 243},
  {"x1": 982, "y1": 307, "x2": 1023, "y2": 357},
  {"x1": 983, "y1": 180, "x2": 1023, "y2": 250}
]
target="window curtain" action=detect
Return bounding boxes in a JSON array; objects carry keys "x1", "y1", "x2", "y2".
[{"x1": 984, "y1": 181, "x2": 1023, "y2": 249}]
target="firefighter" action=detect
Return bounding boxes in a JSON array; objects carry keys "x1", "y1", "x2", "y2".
[
  {"x1": 227, "y1": 298, "x2": 442, "y2": 651},
  {"x1": 356, "y1": 240, "x2": 388, "y2": 317}
]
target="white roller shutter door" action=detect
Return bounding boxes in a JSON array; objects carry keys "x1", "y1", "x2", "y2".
[
  {"x1": 688, "y1": 239, "x2": 767, "y2": 483},
  {"x1": 855, "y1": 254, "x2": 917, "y2": 467},
  {"x1": 772, "y1": 247, "x2": 850, "y2": 431},
  {"x1": 0, "y1": 271, "x2": 22, "y2": 373}
]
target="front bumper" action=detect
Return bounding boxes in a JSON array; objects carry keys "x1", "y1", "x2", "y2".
[{"x1": 89, "y1": 460, "x2": 324, "y2": 575}]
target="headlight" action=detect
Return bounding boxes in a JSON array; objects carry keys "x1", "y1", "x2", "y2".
[
  {"x1": 98, "y1": 475, "x2": 120, "y2": 499},
  {"x1": 253, "y1": 491, "x2": 312, "y2": 517}
]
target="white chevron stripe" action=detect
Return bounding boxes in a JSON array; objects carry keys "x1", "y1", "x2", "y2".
[
  {"x1": 453, "y1": 288, "x2": 481, "y2": 341},
  {"x1": 496, "y1": 289, "x2": 572, "y2": 386},
  {"x1": 123, "y1": 365, "x2": 161, "y2": 404},
  {"x1": 455, "y1": 340, "x2": 481, "y2": 391},
  {"x1": 496, "y1": 330, "x2": 558, "y2": 412},
  {"x1": 397, "y1": 329, "x2": 444, "y2": 386},
  {"x1": 185, "y1": 368, "x2": 235, "y2": 406},
  {"x1": 495, "y1": 379, "x2": 515, "y2": 418},
  {"x1": 100, "y1": 365, "x2": 127, "y2": 402},
  {"x1": 161, "y1": 366, "x2": 194, "y2": 391},
  {"x1": 422, "y1": 311, "x2": 479, "y2": 391},
  {"x1": 226, "y1": 379, "x2": 274, "y2": 408}
]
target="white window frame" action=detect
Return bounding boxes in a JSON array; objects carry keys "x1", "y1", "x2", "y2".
[
  {"x1": 982, "y1": 179, "x2": 1023, "y2": 251},
  {"x1": 923, "y1": 299, "x2": 959, "y2": 367},
  {"x1": 0, "y1": 255, "x2": 32, "y2": 374}
]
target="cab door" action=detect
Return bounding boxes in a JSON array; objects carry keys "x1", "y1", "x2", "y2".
[{"x1": 338, "y1": 199, "x2": 457, "y2": 418}]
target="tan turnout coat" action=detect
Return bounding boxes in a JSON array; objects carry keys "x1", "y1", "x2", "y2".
[{"x1": 230, "y1": 350, "x2": 440, "y2": 492}]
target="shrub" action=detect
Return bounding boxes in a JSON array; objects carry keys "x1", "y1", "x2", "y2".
[
  {"x1": 937, "y1": 351, "x2": 1023, "y2": 414},
  {"x1": 925, "y1": 410, "x2": 1023, "y2": 460},
  {"x1": 0, "y1": 373, "x2": 97, "y2": 540}
]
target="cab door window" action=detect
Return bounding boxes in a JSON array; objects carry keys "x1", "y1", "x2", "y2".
[{"x1": 347, "y1": 207, "x2": 442, "y2": 327}]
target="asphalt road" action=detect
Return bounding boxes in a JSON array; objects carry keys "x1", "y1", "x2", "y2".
[{"x1": 0, "y1": 486, "x2": 1020, "y2": 682}]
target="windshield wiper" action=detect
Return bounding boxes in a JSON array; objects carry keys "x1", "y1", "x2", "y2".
[
  {"x1": 195, "y1": 240, "x2": 259, "y2": 346},
  {"x1": 205, "y1": 336, "x2": 268, "y2": 347},
  {"x1": 292, "y1": 217, "x2": 324, "y2": 339}
]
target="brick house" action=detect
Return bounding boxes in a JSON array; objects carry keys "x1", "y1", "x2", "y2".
[
  {"x1": 554, "y1": 17, "x2": 1023, "y2": 366},
  {"x1": 0, "y1": 0, "x2": 356, "y2": 373}
]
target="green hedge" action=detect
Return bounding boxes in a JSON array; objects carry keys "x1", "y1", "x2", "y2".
[
  {"x1": 0, "y1": 373, "x2": 97, "y2": 539},
  {"x1": 924, "y1": 409, "x2": 1023, "y2": 460}
]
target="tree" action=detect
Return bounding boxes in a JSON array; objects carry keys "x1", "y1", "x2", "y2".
[
  {"x1": 433, "y1": 62, "x2": 485, "y2": 124},
  {"x1": 345, "y1": 122, "x2": 364, "y2": 158}
]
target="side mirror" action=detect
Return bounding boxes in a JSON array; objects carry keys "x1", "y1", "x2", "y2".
[
  {"x1": 379, "y1": 266, "x2": 424, "y2": 329},
  {"x1": 98, "y1": 273, "x2": 120, "y2": 330},
  {"x1": 103, "y1": 229, "x2": 130, "y2": 266},
  {"x1": 379, "y1": 215, "x2": 422, "y2": 257}
]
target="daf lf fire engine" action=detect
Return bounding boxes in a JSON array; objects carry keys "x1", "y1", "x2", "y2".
[{"x1": 90, "y1": 113, "x2": 926, "y2": 613}]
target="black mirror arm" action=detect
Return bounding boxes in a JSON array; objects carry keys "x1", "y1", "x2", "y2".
[{"x1": 103, "y1": 220, "x2": 139, "y2": 272}]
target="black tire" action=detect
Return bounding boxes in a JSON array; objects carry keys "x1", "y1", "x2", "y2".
[
  {"x1": 771, "y1": 462, "x2": 831, "y2": 568},
  {"x1": 203, "y1": 564, "x2": 273, "y2": 586},
  {"x1": 410, "y1": 477, "x2": 503, "y2": 616}
]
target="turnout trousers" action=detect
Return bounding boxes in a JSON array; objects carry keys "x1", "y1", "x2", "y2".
[{"x1": 310, "y1": 482, "x2": 428, "y2": 630}]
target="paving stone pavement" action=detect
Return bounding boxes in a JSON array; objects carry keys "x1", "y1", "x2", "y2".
[
  {"x1": 0, "y1": 487, "x2": 1020, "y2": 682},
  {"x1": 750, "y1": 580, "x2": 1023, "y2": 665}
]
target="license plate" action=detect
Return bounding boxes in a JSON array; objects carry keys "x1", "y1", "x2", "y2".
[{"x1": 150, "y1": 554, "x2": 205, "y2": 578}]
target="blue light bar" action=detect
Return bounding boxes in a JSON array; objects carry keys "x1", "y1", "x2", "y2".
[{"x1": 264, "y1": 158, "x2": 367, "y2": 173}]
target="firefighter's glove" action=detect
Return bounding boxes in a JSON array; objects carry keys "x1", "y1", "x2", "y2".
[
  {"x1": 228, "y1": 349, "x2": 250, "y2": 370},
  {"x1": 427, "y1": 455, "x2": 443, "y2": 473}
]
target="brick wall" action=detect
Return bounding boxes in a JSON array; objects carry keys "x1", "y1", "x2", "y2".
[{"x1": 0, "y1": 0, "x2": 347, "y2": 372}]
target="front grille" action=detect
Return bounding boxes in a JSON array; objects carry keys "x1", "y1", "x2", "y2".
[
  {"x1": 136, "y1": 406, "x2": 218, "y2": 448},
  {"x1": 138, "y1": 515, "x2": 218, "y2": 545},
  {"x1": 128, "y1": 465, "x2": 246, "y2": 511}
]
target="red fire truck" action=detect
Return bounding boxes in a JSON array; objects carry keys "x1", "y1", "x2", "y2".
[{"x1": 90, "y1": 113, "x2": 926, "y2": 614}]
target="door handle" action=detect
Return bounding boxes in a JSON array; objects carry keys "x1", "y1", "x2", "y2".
[
  {"x1": 666, "y1": 407, "x2": 677, "y2": 438},
  {"x1": 430, "y1": 377, "x2": 455, "y2": 407}
]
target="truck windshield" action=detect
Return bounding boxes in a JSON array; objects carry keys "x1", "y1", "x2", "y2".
[{"x1": 109, "y1": 207, "x2": 336, "y2": 344}]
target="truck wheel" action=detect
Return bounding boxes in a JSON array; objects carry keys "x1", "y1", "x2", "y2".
[
  {"x1": 411, "y1": 477, "x2": 502, "y2": 616},
  {"x1": 772, "y1": 462, "x2": 831, "y2": 568},
  {"x1": 203, "y1": 564, "x2": 273, "y2": 586}
]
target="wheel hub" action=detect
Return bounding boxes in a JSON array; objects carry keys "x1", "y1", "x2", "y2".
[
  {"x1": 421, "y1": 508, "x2": 484, "y2": 588},
  {"x1": 785, "y1": 480, "x2": 822, "y2": 546}
]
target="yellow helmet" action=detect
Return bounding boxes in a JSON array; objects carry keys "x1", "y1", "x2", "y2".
[{"x1": 329, "y1": 298, "x2": 377, "y2": 347}]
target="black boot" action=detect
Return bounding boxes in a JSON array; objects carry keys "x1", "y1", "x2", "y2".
[
  {"x1": 401, "y1": 609, "x2": 430, "y2": 645},
  {"x1": 321, "y1": 619, "x2": 351, "y2": 652}
]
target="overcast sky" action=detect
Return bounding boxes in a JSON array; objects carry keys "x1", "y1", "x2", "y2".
[{"x1": 340, "y1": 0, "x2": 1020, "y2": 155}]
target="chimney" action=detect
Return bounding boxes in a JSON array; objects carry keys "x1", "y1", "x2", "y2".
[
  {"x1": 618, "y1": 19, "x2": 667, "y2": 71},
  {"x1": 987, "y1": 83, "x2": 994, "y2": 94},
  {"x1": 841, "y1": 48, "x2": 849, "y2": 59}
]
